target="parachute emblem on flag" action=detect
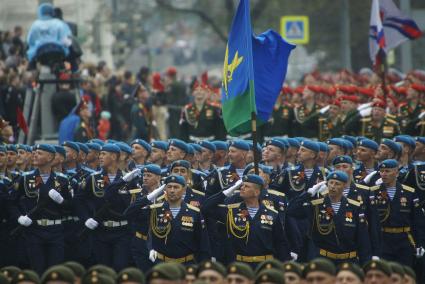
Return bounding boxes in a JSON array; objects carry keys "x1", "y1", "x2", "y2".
[{"x1": 222, "y1": 45, "x2": 244, "y2": 98}]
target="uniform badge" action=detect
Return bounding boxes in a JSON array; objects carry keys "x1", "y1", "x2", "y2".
[
  {"x1": 345, "y1": 211, "x2": 353, "y2": 222},
  {"x1": 400, "y1": 197, "x2": 407, "y2": 207},
  {"x1": 209, "y1": 177, "x2": 215, "y2": 186},
  {"x1": 181, "y1": 216, "x2": 194, "y2": 227}
]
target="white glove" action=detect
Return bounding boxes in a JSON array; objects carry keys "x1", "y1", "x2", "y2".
[
  {"x1": 359, "y1": 107, "x2": 372, "y2": 117},
  {"x1": 418, "y1": 111, "x2": 425, "y2": 120},
  {"x1": 223, "y1": 179, "x2": 243, "y2": 197},
  {"x1": 85, "y1": 218, "x2": 99, "y2": 230},
  {"x1": 307, "y1": 181, "x2": 326, "y2": 197},
  {"x1": 372, "y1": 256, "x2": 380, "y2": 260},
  {"x1": 18, "y1": 215, "x2": 32, "y2": 227},
  {"x1": 357, "y1": 102, "x2": 373, "y2": 111},
  {"x1": 147, "y1": 184, "x2": 166, "y2": 202},
  {"x1": 416, "y1": 247, "x2": 425, "y2": 258},
  {"x1": 318, "y1": 183, "x2": 328, "y2": 194},
  {"x1": 364, "y1": 171, "x2": 377, "y2": 184},
  {"x1": 149, "y1": 249, "x2": 158, "y2": 262},
  {"x1": 319, "y1": 105, "x2": 330, "y2": 114},
  {"x1": 375, "y1": 178, "x2": 383, "y2": 186},
  {"x1": 48, "y1": 189, "x2": 64, "y2": 204},
  {"x1": 290, "y1": 252, "x2": 298, "y2": 261},
  {"x1": 122, "y1": 168, "x2": 141, "y2": 182}
]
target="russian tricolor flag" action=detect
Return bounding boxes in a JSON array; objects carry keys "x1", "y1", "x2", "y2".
[{"x1": 369, "y1": 0, "x2": 385, "y2": 64}]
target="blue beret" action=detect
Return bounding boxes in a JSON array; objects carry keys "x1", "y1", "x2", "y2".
[
  {"x1": 243, "y1": 163, "x2": 272, "y2": 175},
  {"x1": 358, "y1": 138, "x2": 379, "y2": 151},
  {"x1": 274, "y1": 138, "x2": 289, "y2": 149},
  {"x1": 379, "y1": 159, "x2": 398, "y2": 169},
  {"x1": 318, "y1": 142, "x2": 329, "y2": 152},
  {"x1": 265, "y1": 139, "x2": 286, "y2": 150},
  {"x1": 6, "y1": 144, "x2": 17, "y2": 153},
  {"x1": 165, "y1": 174, "x2": 186, "y2": 186},
  {"x1": 300, "y1": 140, "x2": 320, "y2": 153},
  {"x1": 416, "y1": 137, "x2": 425, "y2": 145},
  {"x1": 327, "y1": 138, "x2": 347, "y2": 150},
  {"x1": 332, "y1": 155, "x2": 353, "y2": 165},
  {"x1": 186, "y1": 144, "x2": 195, "y2": 155},
  {"x1": 246, "y1": 140, "x2": 262, "y2": 154},
  {"x1": 0, "y1": 145, "x2": 6, "y2": 153},
  {"x1": 171, "y1": 160, "x2": 191, "y2": 169},
  {"x1": 341, "y1": 138, "x2": 354, "y2": 150},
  {"x1": 16, "y1": 144, "x2": 27, "y2": 151},
  {"x1": 228, "y1": 140, "x2": 250, "y2": 151},
  {"x1": 142, "y1": 164, "x2": 162, "y2": 176},
  {"x1": 86, "y1": 142, "x2": 102, "y2": 151},
  {"x1": 151, "y1": 141, "x2": 168, "y2": 151},
  {"x1": 76, "y1": 142, "x2": 89, "y2": 154},
  {"x1": 242, "y1": 174, "x2": 265, "y2": 186},
  {"x1": 34, "y1": 144, "x2": 56, "y2": 154},
  {"x1": 327, "y1": 170, "x2": 349, "y2": 183},
  {"x1": 341, "y1": 135, "x2": 357, "y2": 147},
  {"x1": 89, "y1": 139, "x2": 105, "y2": 146},
  {"x1": 115, "y1": 142, "x2": 132, "y2": 154},
  {"x1": 62, "y1": 141, "x2": 80, "y2": 153},
  {"x1": 294, "y1": 137, "x2": 306, "y2": 143},
  {"x1": 131, "y1": 139, "x2": 152, "y2": 153},
  {"x1": 169, "y1": 139, "x2": 189, "y2": 153},
  {"x1": 101, "y1": 143, "x2": 121, "y2": 153},
  {"x1": 54, "y1": 146, "x2": 66, "y2": 158},
  {"x1": 381, "y1": 139, "x2": 402, "y2": 156},
  {"x1": 394, "y1": 135, "x2": 416, "y2": 149},
  {"x1": 212, "y1": 141, "x2": 228, "y2": 151},
  {"x1": 190, "y1": 143, "x2": 202, "y2": 153},
  {"x1": 106, "y1": 139, "x2": 119, "y2": 144},
  {"x1": 199, "y1": 141, "x2": 216, "y2": 153},
  {"x1": 287, "y1": 138, "x2": 300, "y2": 148}
]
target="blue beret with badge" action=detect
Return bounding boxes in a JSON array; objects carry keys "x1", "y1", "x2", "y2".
[
  {"x1": 394, "y1": 135, "x2": 416, "y2": 149},
  {"x1": 169, "y1": 139, "x2": 189, "y2": 153},
  {"x1": 89, "y1": 138, "x2": 105, "y2": 146},
  {"x1": 332, "y1": 155, "x2": 353, "y2": 165},
  {"x1": 378, "y1": 159, "x2": 398, "y2": 169},
  {"x1": 0, "y1": 145, "x2": 6, "y2": 153},
  {"x1": 76, "y1": 142, "x2": 89, "y2": 154},
  {"x1": 62, "y1": 141, "x2": 80, "y2": 153},
  {"x1": 243, "y1": 163, "x2": 273, "y2": 175},
  {"x1": 265, "y1": 139, "x2": 286, "y2": 150},
  {"x1": 358, "y1": 138, "x2": 379, "y2": 151},
  {"x1": 318, "y1": 142, "x2": 329, "y2": 152},
  {"x1": 327, "y1": 138, "x2": 347, "y2": 150},
  {"x1": 300, "y1": 140, "x2": 320, "y2": 153},
  {"x1": 54, "y1": 146, "x2": 66, "y2": 158},
  {"x1": 101, "y1": 143, "x2": 121, "y2": 153},
  {"x1": 327, "y1": 170, "x2": 349, "y2": 183},
  {"x1": 190, "y1": 143, "x2": 202, "y2": 153},
  {"x1": 212, "y1": 140, "x2": 228, "y2": 151},
  {"x1": 171, "y1": 160, "x2": 191, "y2": 170},
  {"x1": 228, "y1": 140, "x2": 250, "y2": 151},
  {"x1": 287, "y1": 138, "x2": 300, "y2": 148},
  {"x1": 131, "y1": 139, "x2": 152, "y2": 153},
  {"x1": 142, "y1": 164, "x2": 162, "y2": 175},
  {"x1": 165, "y1": 174, "x2": 186, "y2": 186},
  {"x1": 6, "y1": 144, "x2": 17, "y2": 153},
  {"x1": 115, "y1": 142, "x2": 132, "y2": 154},
  {"x1": 151, "y1": 141, "x2": 168, "y2": 151},
  {"x1": 34, "y1": 144, "x2": 56, "y2": 154},
  {"x1": 243, "y1": 174, "x2": 265, "y2": 186},
  {"x1": 87, "y1": 142, "x2": 102, "y2": 151},
  {"x1": 199, "y1": 141, "x2": 216, "y2": 153},
  {"x1": 381, "y1": 138, "x2": 402, "y2": 156}
]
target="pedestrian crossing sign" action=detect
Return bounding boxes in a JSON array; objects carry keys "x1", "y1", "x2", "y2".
[{"x1": 280, "y1": 16, "x2": 309, "y2": 44}]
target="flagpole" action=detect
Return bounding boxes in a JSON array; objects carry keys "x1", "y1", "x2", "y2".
[{"x1": 251, "y1": 111, "x2": 259, "y2": 175}]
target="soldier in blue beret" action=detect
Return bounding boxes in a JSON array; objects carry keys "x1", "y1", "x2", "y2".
[
  {"x1": 327, "y1": 138, "x2": 347, "y2": 166},
  {"x1": 114, "y1": 142, "x2": 132, "y2": 172},
  {"x1": 288, "y1": 170, "x2": 372, "y2": 265},
  {"x1": 5, "y1": 144, "x2": 20, "y2": 184},
  {"x1": 167, "y1": 139, "x2": 189, "y2": 167},
  {"x1": 75, "y1": 142, "x2": 90, "y2": 168},
  {"x1": 9, "y1": 144, "x2": 72, "y2": 275},
  {"x1": 202, "y1": 174, "x2": 291, "y2": 267},
  {"x1": 285, "y1": 138, "x2": 300, "y2": 166},
  {"x1": 86, "y1": 143, "x2": 101, "y2": 170},
  {"x1": 262, "y1": 139, "x2": 288, "y2": 191},
  {"x1": 317, "y1": 142, "x2": 329, "y2": 168},
  {"x1": 75, "y1": 143, "x2": 139, "y2": 271},
  {"x1": 62, "y1": 141, "x2": 94, "y2": 184},
  {"x1": 394, "y1": 135, "x2": 416, "y2": 183},
  {"x1": 125, "y1": 174, "x2": 211, "y2": 265},
  {"x1": 89, "y1": 139, "x2": 105, "y2": 146},
  {"x1": 129, "y1": 139, "x2": 151, "y2": 170},
  {"x1": 16, "y1": 144, "x2": 32, "y2": 172},
  {"x1": 198, "y1": 141, "x2": 216, "y2": 173},
  {"x1": 212, "y1": 141, "x2": 228, "y2": 168},
  {"x1": 353, "y1": 138, "x2": 379, "y2": 183},
  {"x1": 52, "y1": 146, "x2": 66, "y2": 172},
  {"x1": 413, "y1": 137, "x2": 425, "y2": 162},
  {"x1": 368, "y1": 159, "x2": 424, "y2": 266}
]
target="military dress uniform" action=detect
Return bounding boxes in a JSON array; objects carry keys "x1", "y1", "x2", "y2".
[
  {"x1": 180, "y1": 101, "x2": 224, "y2": 142},
  {"x1": 262, "y1": 102, "x2": 294, "y2": 138},
  {"x1": 0, "y1": 174, "x2": 14, "y2": 266},
  {"x1": 293, "y1": 103, "x2": 319, "y2": 138},
  {"x1": 318, "y1": 113, "x2": 343, "y2": 141},
  {"x1": 398, "y1": 102, "x2": 424, "y2": 135},
  {"x1": 74, "y1": 120, "x2": 95, "y2": 143},
  {"x1": 369, "y1": 182, "x2": 424, "y2": 265},
  {"x1": 202, "y1": 190, "x2": 291, "y2": 268},
  {"x1": 8, "y1": 169, "x2": 72, "y2": 275},
  {"x1": 360, "y1": 114, "x2": 400, "y2": 142},
  {"x1": 288, "y1": 191, "x2": 372, "y2": 265}
]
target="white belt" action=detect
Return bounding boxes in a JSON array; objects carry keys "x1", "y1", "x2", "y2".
[
  {"x1": 62, "y1": 216, "x2": 79, "y2": 222},
  {"x1": 103, "y1": 220, "x2": 128, "y2": 227},
  {"x1": 189, "y1": 135, "x2": 214, "y2": 142},
  {"x1": 36, "y1": 219, "x2": 62, "y2": 226}
]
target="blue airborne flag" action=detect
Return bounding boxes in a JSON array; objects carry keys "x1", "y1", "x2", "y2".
[{"x1": 221, "y1": 0, "x2": 296, "y2": 136}]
